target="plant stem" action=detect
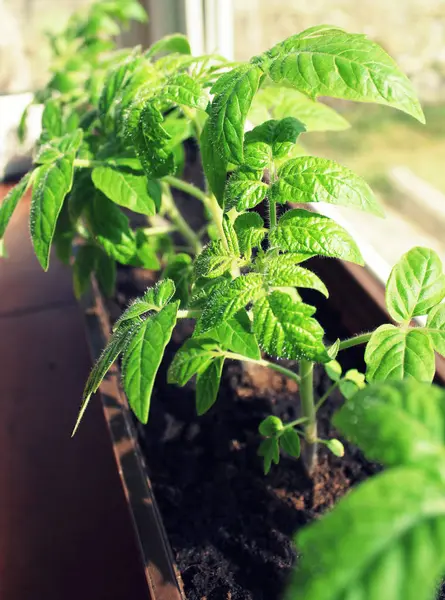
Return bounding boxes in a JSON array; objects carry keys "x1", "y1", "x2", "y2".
[
  {"x1": 73, "y1": 158, "x2": 104, "y2": 168},
  {"x1": 268, "y1": 161, "x2": 277, "y2": 228},
  {"x1": 207, "y1": 193, "x2": 229, "y2": 251},
  {"x1": 163, "y1": 175, "x2": 209, "y2": 205},
  {"x1": 162, "y1": 185, "x2": 203, "y2": 254},
  {"x1": 141, "y1": 225, "x2": 177, "y2": 236},
  {"x1": 315, "y1": 381, "x2": 340, "y2": 412},
  {"x1": 223, "y1": 351, "x2": 301, "y2": 385},
  {"x1": 338, "y1": 332, "x2": 372, "y2": 351},
  {"x1": 299, "y1": 359, "x2": 317, "y2": 474},
  {"x1": 177, "y1": 309, "x2": 202, "y2": 319}
]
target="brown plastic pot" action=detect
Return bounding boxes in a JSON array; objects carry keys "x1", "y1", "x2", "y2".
[{"x1": 80, "y1": 280, "x2": 184, "y2": 600}]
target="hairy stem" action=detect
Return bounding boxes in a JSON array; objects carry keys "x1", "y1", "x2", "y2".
[
  {"x1": 268, "y1": 161, "x2": 277, "y2": 228},
  {"x1": 162, "y1": 185, "x2": 203, "y2": 254},
  {"x1": 163, "y1": 175, "x2": 209, "y2": 205},
  {"x1": 73, "y1": 158, "x2": 105, "y2": 169},
  {"x1": 338, "y1": 332, "x2": 372, "y2": 351},
  {"x1": 299, "y1": 359, "x2": 317, "y2": 474},
  {"x1": 223, "y1": 351, "x2": 301, "y2": 385},
  {"x1": 206, "y1": 193, "x2": 229, "y2": 251},
  {"x1": 177, "y1": 309, "x2": 202, "y2": 319},
  {"x1": 315, "y1": 381, "x2": 340, "y2": 412}
]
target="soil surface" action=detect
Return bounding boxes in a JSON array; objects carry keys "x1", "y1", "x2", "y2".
[{"x1": 107, "y1": 267, "x2": 383, "y2": 600}]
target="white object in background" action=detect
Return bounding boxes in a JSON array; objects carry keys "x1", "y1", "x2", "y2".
[
  {"x1": 204, "y1": 0, "x2": 234, "y2": 59},
  {"x1": 0, "y1": 93, "x2": 42, "y2": 181},
  {"x1": 185, "y1": 0, "x2": 205, "y2": 55}
]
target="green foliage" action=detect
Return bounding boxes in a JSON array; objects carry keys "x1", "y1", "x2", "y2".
[
  {"x1": 122, "y1": 301, "x2": 179, "y2": 422},
  {"x1": 286, "y1": 381, "x2": 445, "y2": 600},
  {"x1": 270, "y1": 156, "x2": 383, "y2": 216},
  {"x1": 91, "y1": 167, "x2": 161, "y2": 216},
  {"x1": 365, "y1": 247, "x2": 445, "y2": 383},
  {"x1": 269, "y1": 208, "x2": 364, "y2": 264},
  {"x1": 254, "y1": 26, "x2": 425, "y2": 123},
  {"x1": 30, "y1": 156, "x2": 75, "y2": 270}
]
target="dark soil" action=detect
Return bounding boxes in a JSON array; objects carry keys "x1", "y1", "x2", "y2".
[{"x1": 106, "y1": 267, "x2": 381, "y2": 600}]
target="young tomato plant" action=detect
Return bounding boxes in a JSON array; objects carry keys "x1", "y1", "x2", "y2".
[
  {"x1": 2, "y1": 7, "x2": 438, "y2": 475},
  {"x1": 285, "y1": 379, "x2": 445, "y2": 600}
]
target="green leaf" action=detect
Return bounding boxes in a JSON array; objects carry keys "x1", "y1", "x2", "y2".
[
  {"x1": 99, "y1": 53, "x2": 142, "y2": 122},
  {"x1": 163, "y1": 253, "x2": 193, "y2": 306},
  {"x1": 167, "y1": 338, "x2": 220, "y2": 386},
  {"x1": 325, "y1": 360, "x2": 342, "y2": 382},
  {"x1": 96, "y1": 250, "x2": 116, "y2": 297},
  {"x1": 253, "y1": 291, "x2": 328, "y2": 361},
  {"x1": 162, "y1": 73, "x2": 207, "y2": 109},
  {"x1": 197, "y1": 273, "x2": 265, "y2": 334},
  {"x1": 200, "y1": 308, "x2": 261, "y2": 360},
  {"x1": 259, "y1": 415, "x2": 284, "y2": 436},
  {"x1": 34, "y1": 145, "x2": 63, "y2": 165},
  {"x1": 196, "y1": 356, "x2": 224, "y2": 416},
  {"x1": 57, "y1": 129, "x2": 84, "y2": 154},
  {"x1": 30, "y1": 157, "x2": 75, "y2": 270},
  {"x1": 122, "y1": 302, "x2": 179, "y2": 423},
  {"x1": 42, "y1": 100, "x2": 63, "y2": 137},
  {"x1": 270, "y1": 156, "x2": 383, "y2": 217},
  {"x1": 190, "y1": 275, "x2": 230, "y2": 309},
  {"x1": 134, "y1": 229, "x2": 162, "y2": 270},
  {"x1": 263, "y1": 257, "x2": 328, "y2": 297},
  {"x1": 243, "y1": 141, "x2": 271, "y2": 170},
  {"x1": 222, "y1": 215, "x2": 240, "y2": 256},
  {"x1": 249, "y1": 86, "x2": 350, "y2": 132},
  {"x1": 92, "y1": 166, "x2": 160, "y2": 216},
  {"x1": 0, "y1": 172, "x2": 31, "y2": 240},
  {"x1": 245, "y1": 117, "x2": 306, "y2": 159},
  {"x1": 286, "y1": 466, "x2": 445, "y2": 600},
  {"x1": 73, "y1": 245, "x2": 97, "y2": 299},
  {"x1": 269, "y1": 208, "x2": 363, "y2": 265},
  {"x1": 365, "y1": 324, "x2": 435, "y2": 383},
  {"x1": 339, "y1": 369, "x2": 365, "y2": 399},
  {"x1": 146, "y1": 33, "x2": 191, "y2": 58},
  {"x1": 426, "y1": 304, "x2": 445, "y2": 357},
  {"x1": 200, "y1": 118, "x2": 227, "y2": 206},
  {"x1": 114, "y1": 279, "x2": 176, "y2": 330},
  {"x1": 386, "y1": 247, "x2": 445, "y2": 323},
  {"x1": 280, "y1": 428, "x2": 301, "y2": 458},
  {"x1": 73, "y1": 321, "x2": 137, "y2": 436},
  {"x1": 258, "y1": 437, "x2": 280, "y2": 474},
  {"x1": 233, "y1": 212, "x2": 266, "y2": 257},
  {"x1": 334, "y1": 380, "x2": 445, "y2": 471},
  {"x1": 256, "y1": 27, "x2": 425, "y2": 123},
  {"x1": 87, "y1": 193, "x2": 138, "y2": 264},
  {"x1": 128, "y1": 101, "x2": 175, "y2": 178},
  {"x1": 209, "y1": 64, "x2": 264, "y2": 164},
  {"x1": 224, "y1": 167, "x2": 268, "y2": 211},
  {"x1": 324, "y1": 439, "x2": 344, "y2": 457},
  {"x1": 194, "y1": 240, "x2": 234, "y2": 279}
]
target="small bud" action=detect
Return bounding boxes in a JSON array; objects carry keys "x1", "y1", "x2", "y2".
[
  {"x1": 326, "y1": 438, "x2": 345, "y2": 457},
  {"x1": 259, "y1": 415, "x2": 283, "y2": 437}
]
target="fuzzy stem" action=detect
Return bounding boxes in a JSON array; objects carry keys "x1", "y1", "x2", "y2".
[
  {"x1": 268, "y1": 161, "x2": 277, "y2": 228},
  {"x1": 338, "y1": 332, "x2": 372, "y2": 351},
  {"x1": 73, "y1": 158, "x2": 104, "y2": 169},
  {"x1": 315, "y1": 381, "x2": 340, "y2": 412},
  {"x1": 299, "y1": 359, "x2": 317, "y2": 474},
  {"x1": 177, "y1": 309, "x2": 202, "y2": 319},
  {"x1": 162, "y1": 175, "x2": 208, "y2": 205},
  {"x1": 207, "y1": 193, "x2": 229, "y2": 251},
  {"x1": 162, "y1": 186, "x2": 203, "y2": 254},
  {"x1": 223, "y1": 351, "x2": 301, "y2": 385}
]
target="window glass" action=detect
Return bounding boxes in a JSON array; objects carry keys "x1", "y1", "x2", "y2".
[
  {"x1": 234, "y1": 0, "x2": 445, "y2": 269},
  {"x1": 1, "y1": 0, "x2": 92, "y2": 93}
]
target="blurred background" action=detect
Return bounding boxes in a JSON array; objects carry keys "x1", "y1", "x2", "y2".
[{"x1": 1, "y1": 0, "x2": 445, "y2": 272}]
